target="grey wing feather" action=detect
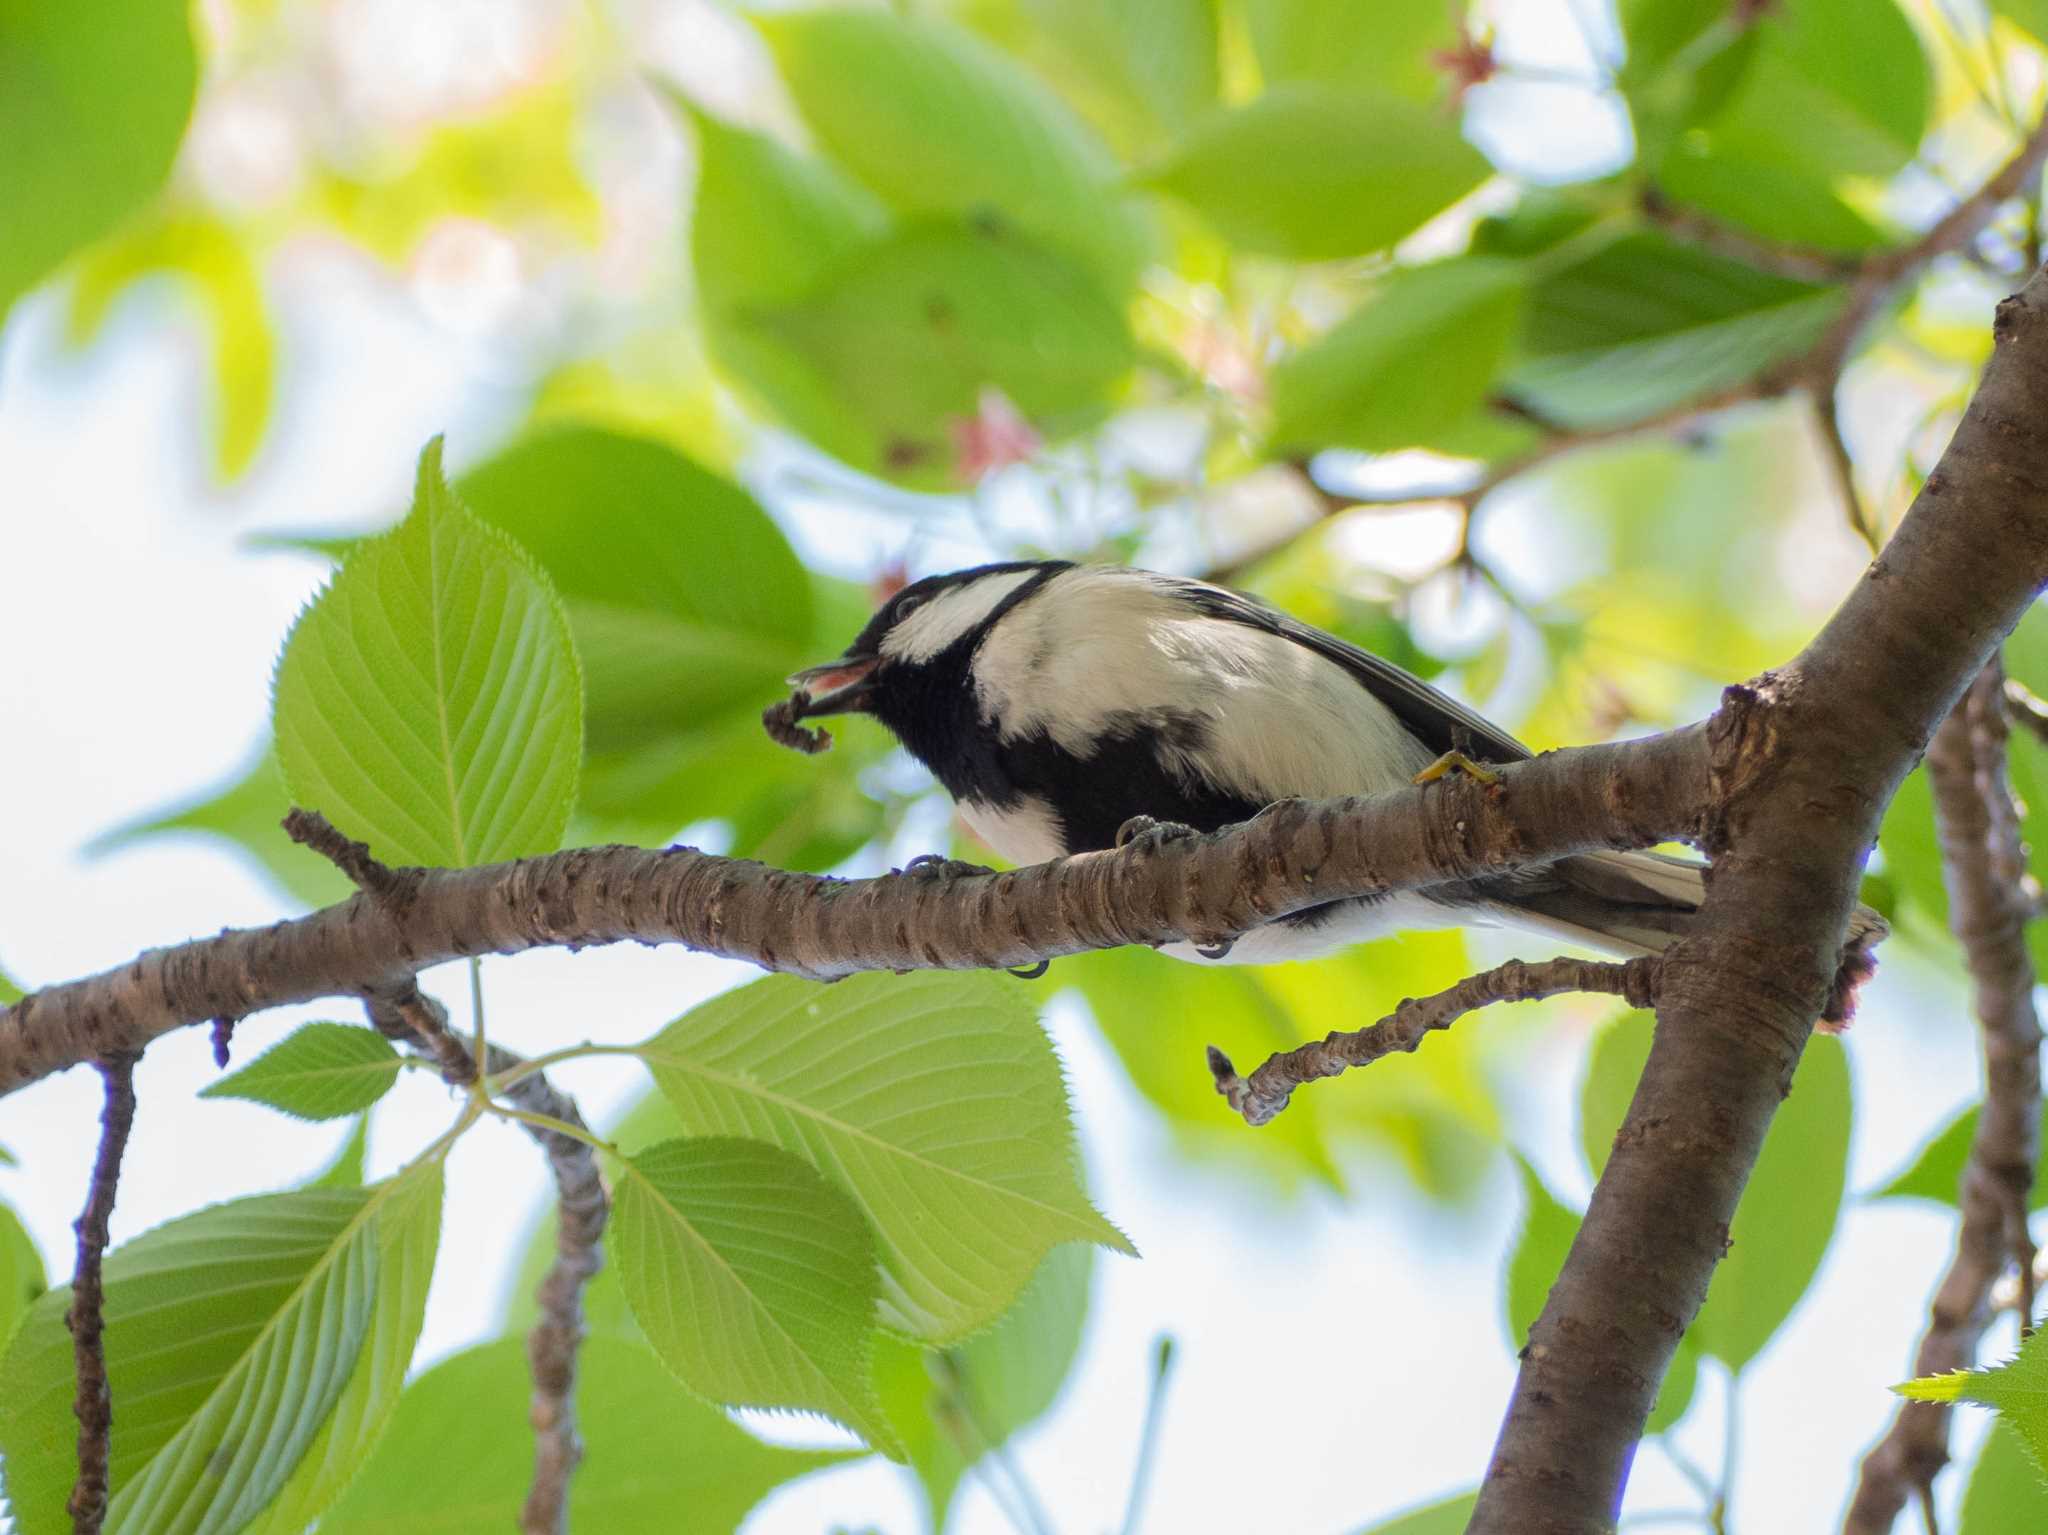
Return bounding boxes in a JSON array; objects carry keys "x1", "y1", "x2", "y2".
[{"x1": 1168, "y1": 577, "x2": 1533, "y2": 764}]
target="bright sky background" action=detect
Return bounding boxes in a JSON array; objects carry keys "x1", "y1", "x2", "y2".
[{"x1": 0, "y1": 3, "x2": 2024, "y2": 1532}]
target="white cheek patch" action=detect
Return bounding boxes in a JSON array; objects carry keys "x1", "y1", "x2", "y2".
[{"x1": 883, "y1": 569, "x2": 1044, "y2": 663}]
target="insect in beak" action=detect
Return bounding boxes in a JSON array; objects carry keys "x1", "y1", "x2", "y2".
[{"x1": 785, "y1": 654, "x2": 880, "y2": 717}]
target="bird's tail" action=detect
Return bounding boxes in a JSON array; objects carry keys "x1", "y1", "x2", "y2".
[{"x1": 1503, "y1": 849, "x2": 1888, "y2": 1028}]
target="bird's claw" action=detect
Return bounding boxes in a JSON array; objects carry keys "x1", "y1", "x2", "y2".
[
  {"x1": 900, "y1": 853, "x2": 995, "y2": 880},
  {"x1": 1411, "y1": 750, "x2": 1502, "y2": 787},
  {"x1": 1007, "y1": 959, "x2": 1051, "y2": 980},
  {"x1": 1115, "y1": 814, "x2": 1200, "y2": 851},
  {"x1": 1194, "y1": 937, "x2": 1236, "y2": 961}
]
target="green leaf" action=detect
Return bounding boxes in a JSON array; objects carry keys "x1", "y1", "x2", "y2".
[
  {"x1": 271, "y1": 436, "x2": 583, "y2": 870},
  {"x1": 609, "y1": 1136, "x2": 897, "y2": 1455},
  {"x1": 1901, "y1": 1326, "x2": 2048, "y2": 1478},
  {"x1": 1504, "y1": 1155, "x2": 1696, "y2": 1432},
  {"x1": 0, "y1": 1201, "x2": 45, "y2": 1351},
  {"x1": 240, "y1": 1164, "x2": 443, "y2": 1535},
  {"x1": 765, "y1": 8, "x2": 1149, "y2": 296},
  {"x1": 200, "y1": 1023, "x2": 403, "y2": 1122},
  {"x1": 754, "y1": 221, "x2": 1135, "y2": 480},
  {"x1": 1874, "y1": 1103, "x2": 2048, "y2": 1210},
  {"x1": 0, "y1": 962, "x2": 22, "y2": 1005},
  {"x1": 1580, "y1": 1013, "x2": 1852, "y2": 1371},
  {"x1": 874, "y1": 1243, "x2": 1094, "y2": 1530},
  {"x1": 1144, "y1": 83, "x2": 1492, "y2": 261},
  {"x1": 0, "y1": 1186, "x2": 387, "y2": 1535},
  {"x1": 1242, "y1": 0, "x2": 1457, "y2": 102},
  {"x1": 1652, "y1": 143, "x2": 1888, "y2": 255},
  {"x1": 88, "y1": 746, "x2": 353, "y2": 911},
  {"x1": 319, "y1": 1337, "x2": 851, "y2": 1532},
  {"x1": 1615, "y1": 2, "x2": 1759, "y2": 154},
  {"x1": 1960, "y1": 1418, "x2": 2048, "y2": 1533},
  {"x1": 1996, "y1": 0, "x2": 2048, "y2": 45},
  {"x1": 1268, "y1": 257, "x2": 1525, "y2": 455},
  {"x1": 1693, "y1": 0, "x2": 1929, "y2": 180},
  {"x1": 0, "y1": 0, "x2": 198, "y2": 319},
  {"x1": 455, "y1": 426, "x2": 810, "y2": 754},
  {"x1": 633, "y1": 971, "x2": 1130, "y2": 1343},
  {"x1": 1503, "y1": 232, "x2": 1844, "y2": 431},
  {"x1": 997, "y1": 0, "x2": 1219, "y2": 151},
  {"x1": 1353, "y1": 1490, "x2": 1481, "y2": 1534}
]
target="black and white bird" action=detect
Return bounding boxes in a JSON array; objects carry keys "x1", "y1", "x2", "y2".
[{"x1": 781, "y1": 561, "x2": 1882, "y2": 970}]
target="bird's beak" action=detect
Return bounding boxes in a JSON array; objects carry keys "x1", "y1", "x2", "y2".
[{"x1": 786, "y1": 653, "x2": 880, "y2": 717}]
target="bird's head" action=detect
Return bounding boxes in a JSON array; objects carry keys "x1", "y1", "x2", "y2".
[{"x1": 785, "y1": 560, "x2": 1070, "y2": 738}]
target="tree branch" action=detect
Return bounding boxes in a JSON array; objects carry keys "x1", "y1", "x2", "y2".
[
  {"x1": 1208, "y1": 955, "x2": 1658, "y2": 1126},
  {"x1": 66, "y1": 1053, "x2": 139, "y2": 1535},
  {"x1": 1472, "y1": 266, "x2": 2048, "y2": 1531},
  {"x1": 1842, "y1": 661, "x2": 2045, "y2": 1534},
  {"x1": 0, "y1": 727, "x2": 1710, "y2": 1097}
]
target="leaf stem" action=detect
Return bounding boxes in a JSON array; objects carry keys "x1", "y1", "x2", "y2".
[
  {"x1": 1115, "y1": 1336, "x2": 1176, "y2": 1535},
  {"x1": 482, "y1": 1100, "x2": 618, "y2": 1157}
]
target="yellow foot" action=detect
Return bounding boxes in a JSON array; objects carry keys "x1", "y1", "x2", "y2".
[{"x1": 1412, "y1": 750, "x2": 1502, "y2": 787}]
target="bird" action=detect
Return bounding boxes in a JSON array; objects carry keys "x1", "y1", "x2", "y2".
[{"x1": 774, "y1": 560, "x2": 1886, "y2": 983}]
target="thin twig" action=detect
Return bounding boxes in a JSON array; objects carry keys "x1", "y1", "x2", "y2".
[
  {"x1": 281, "y1": 807, "x2": 417, "y2": 905},
  {"x1": 1843, "y1": 662, "x2": 2044, "y2": 1533},
  {"x1": 2004, "y1": 676, "x2": 2048, "y2": 749},
  {"x1": 1813, "y1": 389, "x2": 1883, "y2": 554},
  {"x1": 66, "y1": 1052, "x2": 139, "y2": 1535},
  {"x1": 1207, "y1": 955, "x2": 1658, "y2": 1126},
  {"x1": 1639, "y1": 188, "x2": 1864, "y2": 284},
  {"x1": 1116, "y1": 1337, "x2": 1176, "y2": 1535}
]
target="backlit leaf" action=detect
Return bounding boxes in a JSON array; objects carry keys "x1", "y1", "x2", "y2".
[
  {"x1": 1901, "y1": 1325, "x2": 2048, "y2": 1478},
  {"x1": 318, "y1": 1337, "x2": 850, "y2": 1532},
  {"x1": 0, "y1": 1186, "x2": 390, "y2": 1534},
  {"x1": 1960, "y1": 1418, "x2": 2048, "y2": 1532},
  {"x1": 609, "y1": 1136, "x2": 897, "y2": 1454},
  {"x1": 766, "y1": 8, "x2": 1149, "y2": 295},
  {"x1": 1872, "y1": 1102, "x2": 2048, "y2": 1210},
  {"x1": 272, "y1": 437, "x2": 583, "y2": 869},
  {"x1": 200, "y1": 1023, "x2": 403, "y2": 1122},
  {"x1": 1242, "y1": 0, "x2": 1457, "y2": 103},
  {"x1": 1354, "y1": 1490, "x2": 1481, "y2": 1534},
  {"x1": 0, "y1": 0, "x2": 198, "y2": 319},
  {"x1": 1652, "y1": 144, "x2": 1887, "y2": 255},
  {"x1": 634, "y1": 971, "x2": 1129, "y2": 1342},
  {"x1": 1268, "y1": 257, "x2": 1525, "y2": 455},
  {"x1": 0, "y1": 1201, "x2": 44, "y2": 1350},
  {"x1": 1145, "y1": 84, "x2": 1492, "y2": 261}
]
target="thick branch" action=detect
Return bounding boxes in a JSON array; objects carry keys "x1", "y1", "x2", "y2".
[
  {"x1": 0, "y1": 728, "x2": 1709, "y2": 1097},
  {"x1": 1843, "y1": 661, "x2": 2044, "y2": 1534},
  {"x1": 1473, "y1": 266, "x2": 2048, "y2": 1531},
  {"x1": 1208, "y1": 955, "x2": 1658, "y2": 1126},
  {"x1": 67, "y1": 1054, "x2": 138, "y2": 1535}
]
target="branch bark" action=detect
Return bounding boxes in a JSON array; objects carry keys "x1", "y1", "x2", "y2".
[
  {"x1": 1472, "y1": 268, "x2": 2048, "y2": 1531},
  {"x1": 1842, "y1": 661, "x2": 2044, "y2": 1533},
  {"x1": 0, "y1": 727, "x2": 1709, "y2": 1097},
  {"x1": 66, "y1": 1053, "x2": 138, "y2": 1535}
]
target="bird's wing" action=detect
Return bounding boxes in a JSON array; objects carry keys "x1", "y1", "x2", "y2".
[{"x1": 1165, "y1": 577, "x2": 1534, "y2": 765}]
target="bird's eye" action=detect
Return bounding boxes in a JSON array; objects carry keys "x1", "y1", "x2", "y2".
[{"x1": 893, "y1": 592, "x2": 925, "y2": 621}]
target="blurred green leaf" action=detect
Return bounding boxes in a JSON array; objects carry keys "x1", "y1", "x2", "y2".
[
  {"x1": 766, "y1": 8, "x2": 1149, "y2": 295},
  {"x1": 611, "y1": 1135, "x2": 899, "y2": 1455},
  {"x1": 1144, "y1": 84, "x2": 1491, "y2": 261},
  {"x1": 241, "y1": 1165, "x2": 442, "y2": 1535},
  {"x1": 0, "y1": 1202, "x2": 44, "y2": 1351},
  {"x1": 1504, "y1": 1154, "x2": 1696, "y2": 1432},
  {"x1": 456, "y1": 426, "x2": 809, "y2": 754},
  {"x1": 319, "y1": 1337, "x2": 851, "y2": 1532},
  {"x1": 1960, "y1": 1418, "x2": 2048, "y2": 1533},
  {"x1": 66, "y1": 210, "x2": 275, "y2": 479},
  {"x1": 200, "y1": 1023, "x2": 404, "y2": 1122},
  {"x1": 1997, "y1": 0, "x2": 2048, "y2": 43},
  {"x1": 1242, "y1": 0, "x2": 1457, "y2": 103},
  {"x1": 272, "y1": 437, "x2": 583, "y2": 869},
  {"x1": 1268, "y1": 257, "x2": 1525, "y2": 455},
  {"x1": 1615, "y1": 2, "x2": 1758, "y2": 156},
  {"x1": 1693, "y1": 0, "x2": 1929, "y2": 180},
  {"x1": 1581, "y1": 1013, "x2": 1852, "y2": 1372},
  {"x1": 1873, "y1": 1102, "x2": 2048, "y2": 1209},
  {"x1": 0, "y1": 1184, "x2": 400, "y2": 1535},
  {"x1": 1504, "y1": 233, "x2": 1843, "y2": 431},
  {"x1": 1352, "y1": 1490, "x2": 1480, "y2": 1534},
  {"x1": 1900, "y1": 1326, "x2": 2048, "y2": 1478},
  {"x1": 0, "y1": 0, "x2": 197, "y2": 320},
  {"x1": 984, "y1": 0, "x2": 1219, "y2": 152},
  {"x1": 634, "y1": 971, "x2": 1130, "y2": 1343},
  {"x1": 89, "y1": 745, "x2": 353, "y2": 911},
  {"x1": 874, "y1": 1243, "x2": 1094, "y2": 1531},
  {"x1": 1652, "y1": 144, "x2": 1888, "y2": 255},
  {"x1": 757, "y1": 221, "x2": 1135, "y2": 480},
  {"x1": 0, "y1": 962, "x2": 23, "y2": 1005}
]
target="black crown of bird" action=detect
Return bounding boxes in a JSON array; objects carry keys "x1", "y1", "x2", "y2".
[{"x1": 764, "y1": 560, "x2": 1884, "y2": 1011}]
